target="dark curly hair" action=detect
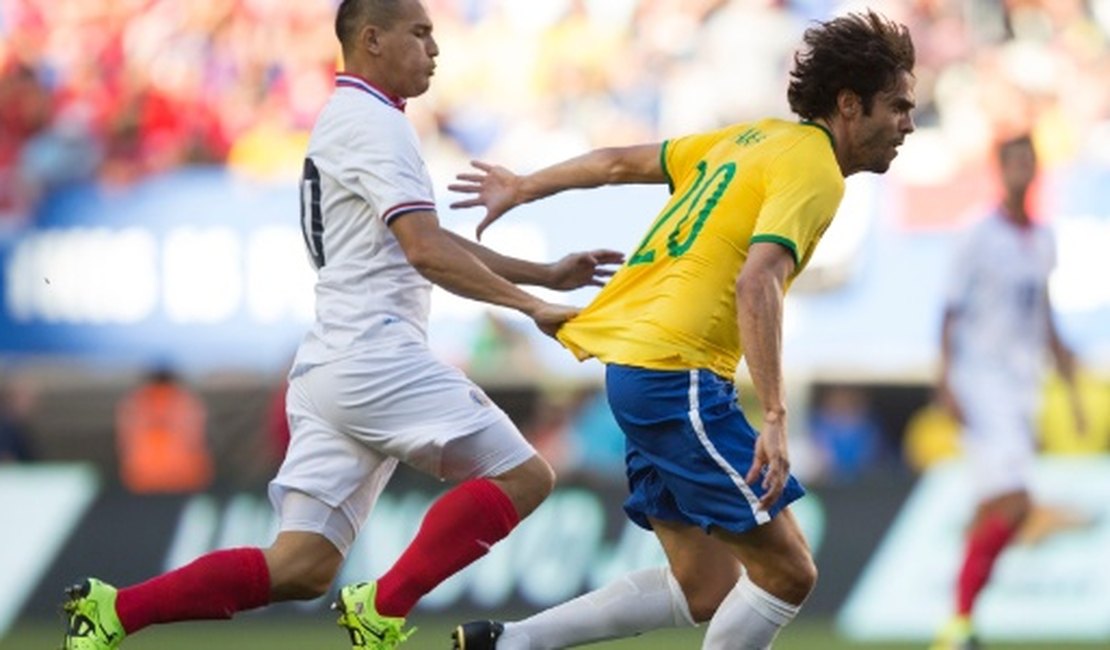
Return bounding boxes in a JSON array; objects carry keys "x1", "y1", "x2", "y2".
[{"x1": 787, "y1": 10, "x2": 915, "y2": 120}]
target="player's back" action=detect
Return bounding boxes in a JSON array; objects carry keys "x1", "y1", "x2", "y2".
[
  {"x1": 559, "y1": 118, "x2": 844, "y2": 379},
  {"x1": 294, "y1": 75, "x2": 437, "y2": 369}
]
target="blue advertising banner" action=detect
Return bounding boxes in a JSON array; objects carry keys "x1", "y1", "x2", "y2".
[{"x1": 0, "y1": 169, "x2": 311, "y2": 372}]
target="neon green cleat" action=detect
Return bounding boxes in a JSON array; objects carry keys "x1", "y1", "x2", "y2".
[
  {"x1": 61, "y1": 578, "x2": 125, "y2": 650},
  {"x1": 929, "y1": 615, "x2": 980, "y2": 650},
  {"x1": 332, "y1": 581, "x2": 416, "y2": 649}
]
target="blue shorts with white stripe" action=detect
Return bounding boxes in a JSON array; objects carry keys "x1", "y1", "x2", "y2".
[{"x1": 606, "y1": 363, "x2": 806, "y2": 534}]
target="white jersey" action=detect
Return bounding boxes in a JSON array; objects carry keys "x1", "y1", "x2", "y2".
[
  {"x1": 944, "y1": 210, "x2": 1057, "y2": 390},
  {"x1": 293, "y1": 73, "x2": 436, "y2": 370}
]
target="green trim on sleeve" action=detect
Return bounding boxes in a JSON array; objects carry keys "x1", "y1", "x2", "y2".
[
  {"x1": 750, "y1": 234, "x2": 799, "y2": 265},
  {"x1": 660, "y1": 140, "x2": 674, "y2": 194}
]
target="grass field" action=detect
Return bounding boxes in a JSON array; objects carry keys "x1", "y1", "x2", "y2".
[{"x1": 5, "y1": 617, "x2": 1105, "y2": 649}]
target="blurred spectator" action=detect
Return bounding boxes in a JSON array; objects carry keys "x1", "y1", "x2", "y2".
[
  {"x1": 2, "y1": 0, "x2": 1107, "y2": 226},
  {"x1": 902, "y1": 400, "x2": 962, "y2": 473},
  {"x1": 565, "y1": 388, "x2": 627, "y2": 478},
  {"x1": 0, "y1": 380, "x2": 36, "y2": 463},
  {"x1": 520, "y1": 390, "x2": 578, "y2": 474},
  {"x1": 115, "y1": 365, "x2": 212, "y2": 493},
  {"x1": 807, "y1": 385, "x2": 885, "y2": 483},
  {"x1": 263, "y1": 375, "x2": 290, "y2": 470}
]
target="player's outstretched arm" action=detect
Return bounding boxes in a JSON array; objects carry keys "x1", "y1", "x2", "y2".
[
  {"x1": 449, "y1": 143, "x2": 666, "y2": 240},
  {"x1": 445, "y1": 231, "x2": 623, "y2": 290},
  {"x1": 392, "y1": 210, "x2": 576, "y2": 337}
]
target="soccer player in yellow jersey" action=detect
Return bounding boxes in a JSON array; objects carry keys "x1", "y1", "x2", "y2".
[{"x1": 451, "y1": 10, "x2": 916, "y2": 650}]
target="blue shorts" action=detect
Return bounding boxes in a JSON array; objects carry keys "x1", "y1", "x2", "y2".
[{"x1": 606, "y1": 364, "x2": 806, "y2": 534}]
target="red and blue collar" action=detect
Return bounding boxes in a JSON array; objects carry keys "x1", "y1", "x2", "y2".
[{"x1": 336, "y1": 73, "x2": 406, "y2": 112}]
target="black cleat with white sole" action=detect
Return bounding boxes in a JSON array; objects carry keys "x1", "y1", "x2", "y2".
[{"x1": 451, "y1": 620, "x2": 504, "y2": 650}]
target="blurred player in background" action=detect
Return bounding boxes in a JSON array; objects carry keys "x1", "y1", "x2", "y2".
[
  {"x1": 450, "y1": 9, "x2": 916, "y2": 650},
  {"x1": 931, "y1": 134, "x2": 1086, "y2": 650},
  {"x1": 59, "y1": 1, "x2": 621, "y2": 649}
]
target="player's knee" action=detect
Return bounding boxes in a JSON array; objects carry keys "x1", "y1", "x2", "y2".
[
  {"x1": 776, "y1": 554, "x2": 818, "y2": 605},
  {"x1": 793, "y1": 555, "x2": 818, "y2": 599},
  {"x1": 744, "y1": 551, "x2": 817, "y2": 606},
  {"x1": 671, "y1": 568, "x2": 737, "y2": 623},
  {"x1": 685, "y1": 589, "x2": 727, "y2": 623},
  {"x1": 496, "y1": 455, "x2": 555, "y2": 518}
]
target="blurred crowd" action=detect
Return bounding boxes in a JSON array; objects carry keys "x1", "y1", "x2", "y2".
[
  {"x1": 3, "y1": 0, "x2": 1110, "y2": 225},
  {"x1": 2, "y1": 0, "x2": 1109, "y2": 487}
]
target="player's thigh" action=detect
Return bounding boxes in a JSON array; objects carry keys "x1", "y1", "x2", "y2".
[
  {"x1": 650, "y1": 517, "x2": 741, "y2": 621},
  {"x1": 710, "y1": 507, "x2": 816, "y2": 603},
  {"x1": 439, "y1": 414, "x2": 539, "y2": 483},
  {"x1": 307, "y1": 351, "x2": 522, "y2": 479},
  {"x1": 272, "y1": 377, "x2": 398, "y2": 557},
  {"x1": 964, "y1": 420, "x2": 1035, "y2": 502}
]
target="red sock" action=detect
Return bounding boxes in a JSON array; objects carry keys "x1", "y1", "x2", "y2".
[
  {"x1": 956, "y1": 515, "x2": 1019, "y2": 615},
  {"x1": 375, "y1": 478, "x2": 520, "y2": 617},
  {"x1": 115, "y1": 547, "x2": 271, "y2": 634}
]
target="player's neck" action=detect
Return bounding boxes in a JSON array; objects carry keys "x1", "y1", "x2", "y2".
[{"x1": 1001, "y1": 195, "x2": 1032, "y2": 228}]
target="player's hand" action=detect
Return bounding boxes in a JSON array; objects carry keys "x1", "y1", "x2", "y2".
[
  {"x1": 935, "y1": 381, "x2": 965, "y2": 425},
  {"x1": 547, "y1": 249, "x2": 625, "y2": 290},
  {"x1": 529, "y1": 302, "x2": 580, "y2": 338},
  {"x1": 746, "y1": 418, "x2": 790, "y2": 512},
  {"x1": 449, "y1": 161, "x2": 521, "y2": 240}
]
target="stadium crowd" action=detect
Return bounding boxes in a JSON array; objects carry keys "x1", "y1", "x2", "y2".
[{"x1": 3, "y1": 0, "x2": 1110, "y2": 226}]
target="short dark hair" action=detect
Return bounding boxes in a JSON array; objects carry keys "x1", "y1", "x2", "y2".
[
  {"x1": 335, "y1": 0, "x2": 406, "y2": 55},
  {"x1": 787, "y1": 10, "x2": 915, "y2": 120}
]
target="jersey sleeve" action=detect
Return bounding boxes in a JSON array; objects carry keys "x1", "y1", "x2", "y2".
[
  {"x1": 662, "y1": 125, "x2": 742, "y2": 193},
  {"x1": 346, "y1": 118, "x2": 437, "y2": 224},
  {"x1": 751, "y1": 135, "x2": 844, "y2": 270}
]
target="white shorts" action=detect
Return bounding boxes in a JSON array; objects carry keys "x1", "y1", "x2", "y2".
[
  {"x1": 953, "y1": 369, "x2": 1037, "y2": 501},
  {"x1": 268, "y1": 346, "x2": 537, "y2": 554}
]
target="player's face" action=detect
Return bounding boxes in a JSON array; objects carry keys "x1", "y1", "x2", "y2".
[
  {"x1": 999, "y1": 140, "x2": 1037, "y2": 195},
  {"x1": 378, "y1": 0, "x2": 438, "y2": 98},
  {"x1": 852, "y1": 71, "x2": 916, "y2": 174}
]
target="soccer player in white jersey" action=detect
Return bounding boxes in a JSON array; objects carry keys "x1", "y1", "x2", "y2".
[
  {"x1": 59, "y1": 2, "x2": 621, "y2": 649},
  {"x1": 931, "y1": 133, "x2": 1085, "y2": 650}
]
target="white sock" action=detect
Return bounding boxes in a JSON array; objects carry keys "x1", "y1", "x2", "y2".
[
  {"x1": 702, "y1": 573, "x2": 800, "y2": 650},
  {"x1": 497, "y1": 566, "x2": 696, "y2": 650}
]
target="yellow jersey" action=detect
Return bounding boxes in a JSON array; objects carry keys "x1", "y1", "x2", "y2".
[{"x1": 558, "y1": 119, "x2": 845, "y2": 380}]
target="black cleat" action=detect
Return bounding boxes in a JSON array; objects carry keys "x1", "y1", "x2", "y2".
[{"x1": 451, "y1": 620, "x2": 504, "y2": 650}]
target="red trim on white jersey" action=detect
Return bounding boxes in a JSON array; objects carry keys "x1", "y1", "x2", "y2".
[
  {"x1": 335, "y1": 73, "x2": 407, "y2": 111},
  {"x1": 382, "y1": 201, "x2": 436, "y2": 224}
]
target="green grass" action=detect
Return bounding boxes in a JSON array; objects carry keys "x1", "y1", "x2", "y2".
[{"x1": 6, "y1": 617, "x2": 1105, "y2": 650}]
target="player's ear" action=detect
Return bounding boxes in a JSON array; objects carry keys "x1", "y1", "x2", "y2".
[
  {"x1": 360, "y1": 24, "x2": 382, "y2": 55},
  {"x1": 836, "y1": 89, "x2": 862, "y2": 120}
]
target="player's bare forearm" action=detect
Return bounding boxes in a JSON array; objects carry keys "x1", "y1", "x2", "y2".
[
  {"x1": 445, "y1": 232, "x2": 623, "y2": 290},
  {"x1": 519, "y1": 144, "x2": 668, "y2": 202},
  {"x1": 445, "y1": 230, "x2": 551, "y2": 285},
  {"x1": 451, "y1": 145, "x2": 667, "y2": 240},
  {"x1": 392, "y1": 212, "x2": 546, "y2": 316},
  {"x1": 736, "y1": 242, "x2": 795, "y2": 507},
  {"x1": 736, "y1": 244, "x2": 794, "y2": 424},
  {"x1": 1045, "y1": 304, "x2": 1078, "y2": 383}
]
